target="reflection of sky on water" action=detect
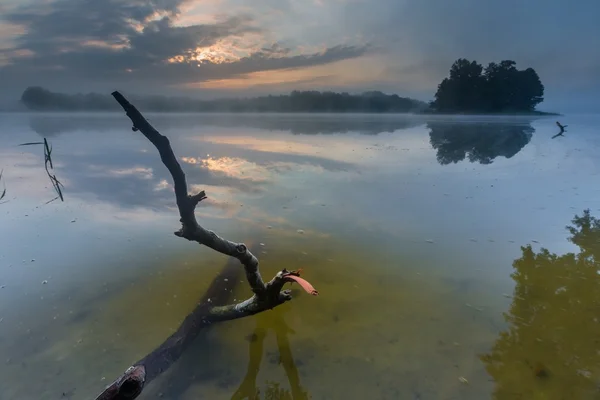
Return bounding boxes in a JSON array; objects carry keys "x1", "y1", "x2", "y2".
[{"x1": 3, "y1": 113, "x2": 600, "y2": 271}]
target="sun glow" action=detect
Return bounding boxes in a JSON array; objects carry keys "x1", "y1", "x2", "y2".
[{"x1": 167, "y1": 43, "x2": 243, "y2": 65}]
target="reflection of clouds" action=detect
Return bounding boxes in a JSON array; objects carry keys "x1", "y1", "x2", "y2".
[
  {"x1": 0, "y1": 150, "x2": 72, "y2": 201},
  {"x1": 182, "y1": 155, "x2": 292, "y2": 183},
  {"x1": 197, "y1": 132, "x2": 431, "y2": 170},
  {"x1": 201, "y1": 136, "x2": 321, "y2": 157},
  {"x1": 84, "y1": 201, "x2": 177, "y2": 224},
  {"x1": 6, "y1": 114, "x2": 368, "y2": 216},
  {"x1": 198, "y1": 156, "x2": 272, "y2": 182},
  {"x1": 189, "y1": 184, "x2": 242, "y2": 220},
  {"x1": 42, "y1": 146, "x2": 272, "y2": 210},
  {"x1": 154, "y1": 179, "x2": 170, "y2": 191},
  {"x1": 107, "y1": 166, "x2": 154, "y2": 179},
  {"x1": 88, "y1": 165, "x2": 154, "y2": 180},
  {"x1": 187, "y1": 138, "x2": 358, "y2": 172}
]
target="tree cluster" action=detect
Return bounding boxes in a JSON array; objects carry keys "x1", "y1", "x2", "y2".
[
  {"x1": 430, "y1": 59, "x2": 544, "y2": 113},
  {"x1": 20, "y1": 87, "x2": 428, "y2": 113}
]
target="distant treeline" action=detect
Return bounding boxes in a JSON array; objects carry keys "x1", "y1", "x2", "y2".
[{"x1": 20, "y1": 87, "x2": 428, "y2": 113}]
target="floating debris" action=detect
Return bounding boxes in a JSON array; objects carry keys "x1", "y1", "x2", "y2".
[
  {"x1": 42, "y1": 280, "x2": 48, "y2": 285},
  {"x1": 297, "y1": 229, "x2": 305, "y2": 234},
  {"x1": 465, "y1": 303, "x2": 483, "y2": 312},
  {"x1": 577, "y1": 369, "x2": 592, "y2": 379},
  {"x1": 534, "y1": 362, "x2": 550, "y2": 378},
  {"x1": 458, "y1": 377, "x2": 469, "y2": 384},
  {"x1": 426, "y1": 239, "x2": 435, "y2": 244}
]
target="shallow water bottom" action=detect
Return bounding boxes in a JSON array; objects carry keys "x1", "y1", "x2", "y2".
[{"x1": 0, "y1": 226, "x2": 515, "y2": 400}]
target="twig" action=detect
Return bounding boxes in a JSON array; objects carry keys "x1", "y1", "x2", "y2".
[
  {"x1": 0, "y1": 169, "x2": 6, "y2": 202},
  {"x1": 95, "y1": 92, "x2": 318, "y2": 400},
  {"x1": 18, "y1": 138, "x2": 64, "y2": 202}
]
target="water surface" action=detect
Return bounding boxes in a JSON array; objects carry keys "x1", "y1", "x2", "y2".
[{"x1": 1, "y1": 112, "x2": 599, "y2": 399}]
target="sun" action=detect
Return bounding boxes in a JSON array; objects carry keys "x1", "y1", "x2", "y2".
[{"x1": 167, "y1": 44, "x2": 242, "y2": 65}]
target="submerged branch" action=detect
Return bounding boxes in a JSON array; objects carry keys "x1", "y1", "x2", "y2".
[{"x1": 95, "y1": 92, "x2": 318, "y2": 400}]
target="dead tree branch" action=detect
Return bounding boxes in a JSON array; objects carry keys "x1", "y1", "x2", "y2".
[{"x1": 94, "y1": 92, "x2": 318, "y2": 400}]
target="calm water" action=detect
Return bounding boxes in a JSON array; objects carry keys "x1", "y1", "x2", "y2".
[{"x1": 1, "y1": 112, "x2": 600, "y2": 399}]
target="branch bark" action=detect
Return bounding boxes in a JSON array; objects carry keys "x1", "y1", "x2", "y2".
[{"x1": 94, "y1": 92, "x2": 318, "y2": 400}]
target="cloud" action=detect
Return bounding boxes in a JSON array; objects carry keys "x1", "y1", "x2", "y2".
[{"x1": 0, "y1": 0, "x2": 370, "y2": 97}]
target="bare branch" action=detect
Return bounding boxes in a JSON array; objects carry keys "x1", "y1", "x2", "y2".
[
  {"x1": 111, "y1": 91, "x2": 267, "y2": 295},
  {"x1": 94, "y1": 92, "x2": 319, "y2": 400}
]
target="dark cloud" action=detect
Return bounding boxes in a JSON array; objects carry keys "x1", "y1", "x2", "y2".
[
  {"x1": 5, "y1": 0, "x2": 183, "y2": 53},
  {"x1": 128, "y1": 14, "x2": 260, "y2": 61},
  {"x1": 0, "y1": 0, "x2": 369, "y2": 97}
]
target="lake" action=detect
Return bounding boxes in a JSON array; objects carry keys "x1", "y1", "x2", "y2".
[{"x1": 1, "y1": 112, "x2": 600, "y2": 399}]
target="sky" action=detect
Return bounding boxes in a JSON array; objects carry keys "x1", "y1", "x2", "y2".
[{"x1": 0, "y1": 0, "x2": 599, "y2": 112}]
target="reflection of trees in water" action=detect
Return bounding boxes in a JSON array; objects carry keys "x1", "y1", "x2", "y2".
[
  {"x1": 481, "y1": 210, "x2": 600, "y2": 399},
  {"x1": 28, "y1": 114, "x2": 422, "y2": 137},
  {"x1": 229, "y1": 115, "x2": 420, "y2": 136},
  {"x1": 428, "y1": 121, "x2": 534, "y2": 165}
]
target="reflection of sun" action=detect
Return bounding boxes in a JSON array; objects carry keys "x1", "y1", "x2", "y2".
[{"x1": 182, "y1": 156, "x2": 272, "y2": 182}]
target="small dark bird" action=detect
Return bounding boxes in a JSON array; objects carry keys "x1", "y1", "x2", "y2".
[{"x1": 552, "y1": 121, "x2": 567, "y2": 139}]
